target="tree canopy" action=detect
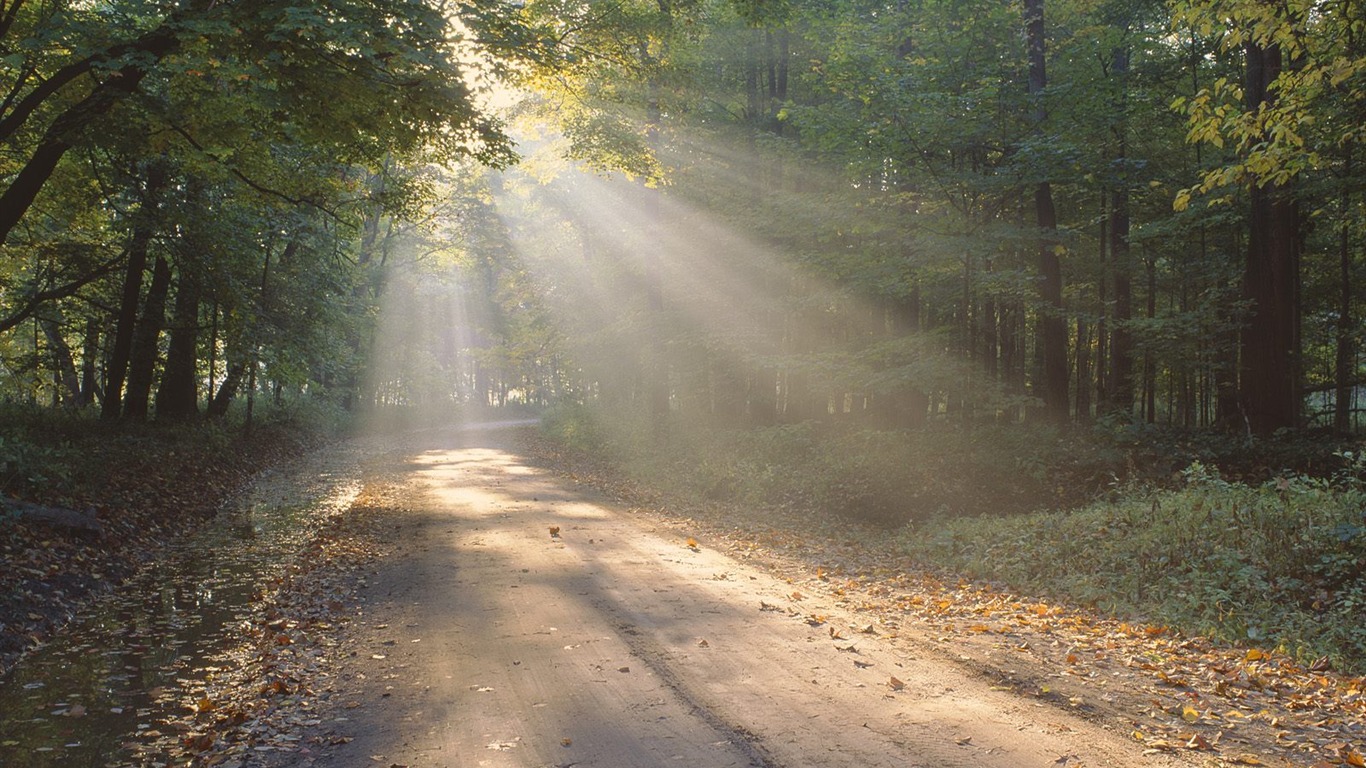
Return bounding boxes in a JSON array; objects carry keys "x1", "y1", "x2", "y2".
[{"x1": 0, "y1": 0, "x2": 1362, "y2": 437}]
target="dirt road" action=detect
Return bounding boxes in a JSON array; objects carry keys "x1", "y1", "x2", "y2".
[{"x1": 272, "y1": 430, "x2": 1190, "y2": 768}]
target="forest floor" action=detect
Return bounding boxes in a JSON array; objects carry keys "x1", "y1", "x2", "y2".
[
  {"x1": 0, "y1": 424, "x2": 321, "y2": 676},
  {"x1": 155, "y1": 424, "x2": 1364, "y2": 768}
]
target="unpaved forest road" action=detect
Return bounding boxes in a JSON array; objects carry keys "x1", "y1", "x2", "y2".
[{"x1": 274, "y1": 429, "x2": 1190, "y2": 768}]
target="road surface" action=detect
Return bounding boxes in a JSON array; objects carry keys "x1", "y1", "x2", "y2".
[{"x1": 272, "y1": 430, "x2": 1190, "y2": 768}]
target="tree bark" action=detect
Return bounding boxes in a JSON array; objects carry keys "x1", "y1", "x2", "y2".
[
  {"x1": 1024, "y1": 0, "x2": 1069, "y2": 420},
  {"x1": 206, "y1": 360, "x2": 247, "y2": 418},
  {"x1": 1239, "y1": 41, "x2": 1301, "y2": 435},
  {"x1": 102, "y1": 162, "x2": 169, "y2": 419},
  {"x1": 81, "y1": 317, "x2": 101, "y2": 406},
  {"x1": 122, "y1": 255, "x2": 172, "y2": 421},
  {"x1": 39, "y1": 316, "x2": 83, "y2": 406},
  {"x1": 155, "y1": 263, "x2": 202, "y2": 420},
  {"x1": 1334, "y1": 146, "x2": 1354, "y2": 433},
  {"x1": 1108, "y1": 48, "x2": 1134, "y2": 418}
]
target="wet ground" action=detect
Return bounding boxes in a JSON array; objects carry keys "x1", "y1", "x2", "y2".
[{"x1": 0, "y1": 445, "x2": 367, "y2": 768}]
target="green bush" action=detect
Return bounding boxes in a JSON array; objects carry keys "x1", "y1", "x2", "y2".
[{"x1": 900, "y1": 459, "x2": 1366, "y2": 672}]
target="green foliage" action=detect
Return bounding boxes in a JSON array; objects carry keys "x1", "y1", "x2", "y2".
[
  {"x1": 901, "y1": 459, "x2": 1366, "y2": 672},
  {"x1": 0, "y1": 433, "x2": 72, "y2": 494}
]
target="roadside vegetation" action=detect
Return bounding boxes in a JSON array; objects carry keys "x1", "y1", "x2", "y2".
[{"x1": 543, "y1": 403, "x2": 1366, "y2": 675}]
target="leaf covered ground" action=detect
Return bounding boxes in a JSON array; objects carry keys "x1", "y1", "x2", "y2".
[{"x1": 0, "y1": 423, "x2": 324, "y2": 676}]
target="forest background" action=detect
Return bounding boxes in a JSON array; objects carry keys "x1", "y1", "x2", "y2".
[{"x1": 2, "y1": 0, "x2": 1366, "y2": 673}]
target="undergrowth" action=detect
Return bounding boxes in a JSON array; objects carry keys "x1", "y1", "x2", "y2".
[{"x1": 903, "y1": 460, "x2": 1366, "y2": 673}]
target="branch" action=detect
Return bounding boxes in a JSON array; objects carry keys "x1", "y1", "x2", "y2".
[
  {"x1": 0, "y1": 254, "x2": 124, "y2": 334},
  {"x1": 158, "y1": 120, "x2": 345, "y2": 223}
]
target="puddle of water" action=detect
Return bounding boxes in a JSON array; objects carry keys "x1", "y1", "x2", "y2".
[{"x1": 0, "y1": 446, "x2": 364, "y2": 767}]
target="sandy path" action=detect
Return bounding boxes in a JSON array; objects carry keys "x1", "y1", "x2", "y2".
[{"x1": 281, "y1": 432, "x2": 1191, "y2": 768}]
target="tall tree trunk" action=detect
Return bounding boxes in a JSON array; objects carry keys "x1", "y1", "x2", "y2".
[
  {"x1": 155, "y1": 264, "x2": 201, "y2": 420},
  {"x1": 1109, "y1": 46, "x2": 1134, "y2": 418},
  {"x1": 122, "y1": 255, "x2": 172, "y2": 421},
  {"x1": 102, "y1": 162, "x2": 168, "y2": 419},
  {"x1": 81, "y1": 317, "x2": 100, "y2": 405},
  {"x1": 206, "y1": 360, "x2": 247, "y2": 418},
  {"x1": 1334, "y1": 146, "x2": 1355, "y2": 433},
  {"x1": 1075, "y1": 318, "x2": 1092, "y2": 422},
  {"x1": 39, "y1": 316, "x2": 83, "y2": 406},
  {"x1": 1024, "y1": 0, "x2": 1069, "y2": 420},
  {"x1": 1240, "y1": 41, "x2": 1301, "y2": 435},
  {"x1": 1144, "y1": 257, "x2": 1157, "y2": 423}
]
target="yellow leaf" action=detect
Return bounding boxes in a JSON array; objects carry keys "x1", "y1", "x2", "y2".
[
  {"x1": 1347, "y1": 750, "x2": 1366, "y2": 768},
  {"x1": 1245, "y1": 648, "x2": 1266, "y2": 662},
  {"x1": 685, "y1": 537, "x2": 698, "y2": 549},
  {"x1": 1182, "y1": 705, "x2": 1200, "y2": 723}
]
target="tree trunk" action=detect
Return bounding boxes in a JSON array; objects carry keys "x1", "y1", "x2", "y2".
[
  {"x1": 123, "y1": 255, "x2": 172, "y2": 421},
  {"x1": 1240, "y1": 41, "x2": 1301, "y2": 435},
  {"x1": 1109, "y1": 48, "x2": 1134, "y2": 418},
  {"x1": 1334, "y1": 146, "x2": 1354, "y2": 433},
  {"x1": 155, "y1": 263, "x2": 202, "y2": 420},
  {"x1": 81, "y1": 317, "x2": 101, "y2": 405},
  {"x1": 102, "y1": 162, "x2": 168, "y2": 419},
  {"x1": 207, "y1": 360, "x2": 248, "y2": 418},
  {"x1": 1024, "y1": 0, "x2": 1069, "y2": 420},
  {"x1": 39, "y1": 316, "x2": 83, "y2": 406},
  {"x1": 1075, "y1": 318, "x2": 1091, "y2": 422}
]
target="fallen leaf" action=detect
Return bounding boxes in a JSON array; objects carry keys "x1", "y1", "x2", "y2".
[
  {"x1": 549, "y1": 526, "x2": 560, "y2": 537},
  {"x1": 888, "y1": 676, "x2": 905, "y2": 691},
  {"x1": 561, "y1": 738, "x2": 573, "y2": 747}
]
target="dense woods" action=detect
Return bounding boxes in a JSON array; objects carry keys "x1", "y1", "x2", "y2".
[{"x1": 6, "y1": 0, "x2": 1361, "y2": 439}]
